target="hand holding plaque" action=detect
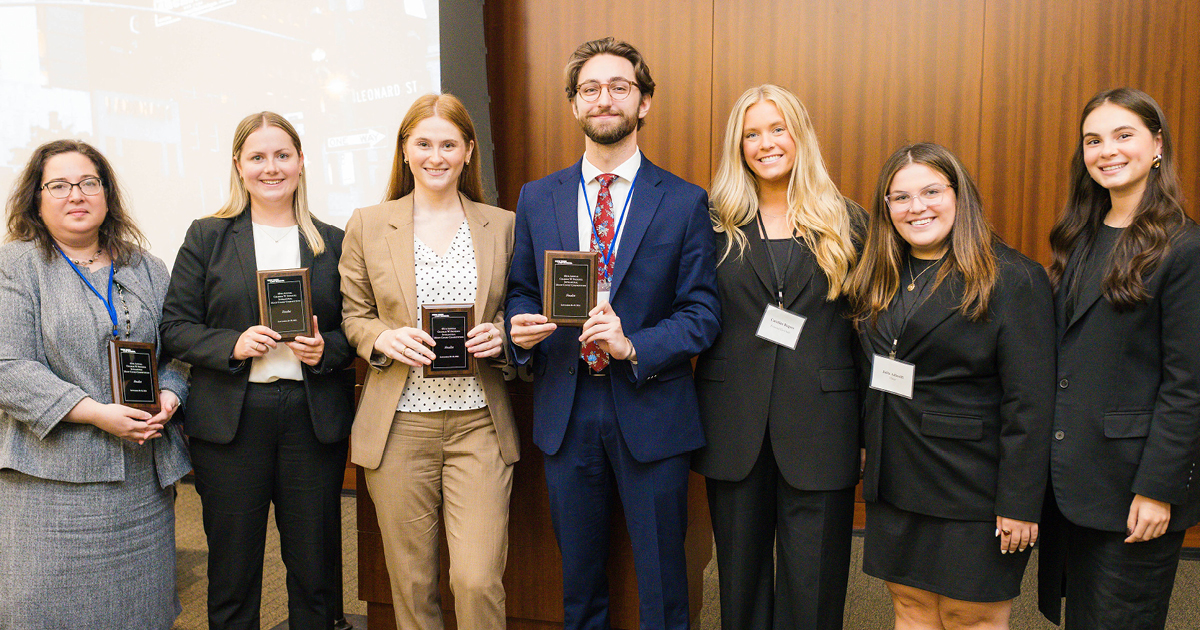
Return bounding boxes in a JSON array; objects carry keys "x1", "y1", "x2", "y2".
[
  {"x1": 543, "y1": 251, "x2": 598, "y2": 326},
  {"x1": 108, "y1": 339, "x2": 161, "y2": 414},
  {"x1": 422, "y1": 304, "x2": 476, "y2": 378},
  {"x1": 257, "y1": 268, "x2": 314, "y2": 342}
]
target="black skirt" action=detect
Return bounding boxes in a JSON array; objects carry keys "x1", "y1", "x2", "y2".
[{"x1": 863, "y1": 499, "x2": 1031, "y2": 602}]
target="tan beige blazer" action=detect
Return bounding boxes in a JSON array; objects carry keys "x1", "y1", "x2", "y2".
[{"x1": 339, "y1": 192, "x2": 517, "y2": 469}]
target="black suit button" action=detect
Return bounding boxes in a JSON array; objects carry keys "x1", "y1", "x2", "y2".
[
  {"x1": 1059, "y1": 379, "x2": 1069, "y2": 389},
  {"x1": 1054, "y1": 430, "x2": 1065, "y2": 440},
  {"x1": 568, "y1": 366, "x2": 576, "y2": 375}
]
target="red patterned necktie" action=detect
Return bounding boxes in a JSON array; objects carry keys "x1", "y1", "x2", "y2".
[{"x1": 582, "y1": 173, "x2": 618, "y2": 372}]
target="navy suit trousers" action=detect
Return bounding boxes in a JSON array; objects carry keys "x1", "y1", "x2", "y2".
[{"x1": 544, "y1": 372, "x2": 692, "y2": 630}]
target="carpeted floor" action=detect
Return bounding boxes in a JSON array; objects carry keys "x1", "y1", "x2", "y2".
[{"x1": 173, "y1": 481, "x2": 1200, "y2": 629}]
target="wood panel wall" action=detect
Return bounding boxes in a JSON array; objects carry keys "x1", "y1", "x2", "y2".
[{"x1": 484, "y1": 0, "x2": 1200, "y2": 265}]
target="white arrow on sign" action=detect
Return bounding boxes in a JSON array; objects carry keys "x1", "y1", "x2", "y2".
[{"x1": 326, "y1": 129, "x2": 386, "y2": 149}]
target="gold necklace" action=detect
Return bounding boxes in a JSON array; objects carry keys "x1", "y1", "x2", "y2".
[{"x1": 907, "y1": 257, "x2": 941, "y2": 291}]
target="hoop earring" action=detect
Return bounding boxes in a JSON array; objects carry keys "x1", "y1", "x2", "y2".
[{"x1": 1152, "y1": 154, "x2": 1162, "y2": 169}]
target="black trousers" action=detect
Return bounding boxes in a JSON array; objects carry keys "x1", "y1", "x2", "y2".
[
  {"x1": 705, "y1": 435, "x2": 855, "y2": 630},
  {"x1": 190, "y1": 381, "x2": 349, "y2": 630},
  {"x1": 1062, "y1": 521, "x2": 1184, "y2": 630},
  {"x1": 1040, "y1": 492, "x2": 1185, "y2": 629}
]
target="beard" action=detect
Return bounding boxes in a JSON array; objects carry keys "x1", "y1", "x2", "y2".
[{"x1": 578, "y1": 108, "x2": 639, "y2": 145}]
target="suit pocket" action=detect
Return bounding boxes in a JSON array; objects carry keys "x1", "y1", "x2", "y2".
[
  {"x1": 1104, "y1": 411, "x2": 1152, "y2": 439},
  {"x1": 819, "y1": 367, "x2": 857, "y2": 392},
  {"x1": 696, "y1": 358, "x2": 725, "y2": 381},
  {"x1": 921, "y1": 412, "x2": 984, "y2": 440}
]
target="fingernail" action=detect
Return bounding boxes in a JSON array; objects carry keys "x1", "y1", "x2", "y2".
[{"x1": 995, "y1": 528, "x2": 1000, "y2": 537}]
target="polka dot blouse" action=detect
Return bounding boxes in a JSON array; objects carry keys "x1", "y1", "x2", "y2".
[{"x1": 396, "y1": 220, "x2": 487, "y2": 412}]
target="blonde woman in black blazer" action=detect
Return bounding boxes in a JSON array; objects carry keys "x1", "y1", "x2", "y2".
[
  {"x1": 848, "y1": 143, "x2": 1054, "y2": 629},
  {"x1": 693, "y1": 85, "x2": 865, "y2": 630},
  {"x1": 161, "y1": 113, "x2": 355, "y2": 630},
  {"x1": 1037, "y1": 88, "x2": 1200, "y2": 630}
]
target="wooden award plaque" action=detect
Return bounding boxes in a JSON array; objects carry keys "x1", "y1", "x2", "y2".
[
  {"x1": 542, "y1": 250, "x2": 598, "y2": 326},
  {"x1": 108, "y1": 339, "x2": 161, "y2": 414},
  {"x1": 422, "y1": 304, "x2": 476, "y2": 378},
  {"x1": 257, "y1": 268, "x2": 314, "y2": 342}
]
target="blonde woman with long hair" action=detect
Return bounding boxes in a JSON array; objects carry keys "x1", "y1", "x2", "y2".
[
  {"x1": 692, "y1": 84, "x2": 865, "y2": 629},
  {"x1": 161, "y1": 112, "x2": 355, "y2": 630}
]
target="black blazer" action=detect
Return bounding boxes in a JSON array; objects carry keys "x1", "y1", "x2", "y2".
[
  {"x1": 161, "y1": 212, "x2": 355, "y2": 444},
  {"x1": 859, "y1": 242, "x2": 1055, "y2": 523},
  {"x1": 693, "y1": 219, "x2": 862, "y2": 491},
  {"x1": 1050, "y1": 222, "x2": 1200, "y2": 533}
]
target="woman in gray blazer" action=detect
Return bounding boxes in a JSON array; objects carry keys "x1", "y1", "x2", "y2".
[{"x1": 0, "y1": 140, "x2": 190, "y2": 629}]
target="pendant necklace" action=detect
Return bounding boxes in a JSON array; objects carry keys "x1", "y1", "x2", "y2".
[{"x1": 907, "y1": 257, "x2": 941, "y2": 291}]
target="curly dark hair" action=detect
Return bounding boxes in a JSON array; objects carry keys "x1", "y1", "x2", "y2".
[
  {"x1": 1048, "y1": 88, "x2": 1185, "y2": 308},
  {"x1": 5, "y1": 139, "x2": 146, "y2": 263}
]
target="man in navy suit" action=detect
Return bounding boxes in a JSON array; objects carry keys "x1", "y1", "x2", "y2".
[{"x1": 505, "y1": 37, "x2": 720, "y2": 630}]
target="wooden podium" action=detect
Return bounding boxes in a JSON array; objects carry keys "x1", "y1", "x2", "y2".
[{"x1": 355, "y1": 379, "x2": 713, "y2": 629}]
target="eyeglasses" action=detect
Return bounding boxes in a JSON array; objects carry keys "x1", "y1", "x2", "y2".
[
  {"x1": 575, "y1": 79, "x2": 637, "y2": 102},
  {"x1": 42, "y1": 177, "x2": 103, "y2": 199},
  {"x1": 885, "y1": 184, "x2": 952, "y2": 212}
]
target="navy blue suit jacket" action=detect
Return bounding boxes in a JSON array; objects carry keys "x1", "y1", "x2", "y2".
[{"x1": 505, "y1": 156, "x2": 721, "y2": 463}]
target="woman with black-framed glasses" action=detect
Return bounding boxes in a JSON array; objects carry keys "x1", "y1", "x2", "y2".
[
  {"x1": 0, "y1": 139, "x2": 190, "y2": 628},
  {"x1": 848, "y1": 142, "x2": 1055, "y2": 630}
]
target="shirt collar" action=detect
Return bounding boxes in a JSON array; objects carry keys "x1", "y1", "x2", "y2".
[{"x1": 581, "y1": 149, "x2": 642, "y2": 185}]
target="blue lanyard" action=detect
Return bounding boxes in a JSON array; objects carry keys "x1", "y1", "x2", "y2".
[
  {"x1": 55, "y1": 244, "x2": 120, "y2": 338},
  {"x1": 580, "y1": 171, "x2": 637, "y2": 275}
]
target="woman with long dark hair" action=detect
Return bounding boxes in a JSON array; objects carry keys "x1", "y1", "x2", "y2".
[
  {"x1": 0, "y1": 140, "x2": 190, "y2": 628},
  {"x1": 1038, "y1": 88, "x2": 1200, "y2": 630},
  {"x1": 848, "y1": 142, "x2": 1055, "y2": 629}
]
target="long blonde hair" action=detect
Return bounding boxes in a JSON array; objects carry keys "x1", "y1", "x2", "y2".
[
  {"x1": 709, "y1": 85, "x2": 859, "y2": 299},
  {"x1": 212, "y1": 111, "x2": 325, "y2": 255}
]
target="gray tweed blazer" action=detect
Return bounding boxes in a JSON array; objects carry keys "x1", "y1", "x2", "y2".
[{"x1": 0, "y1": 239, "x2": 190, "y2": 487}]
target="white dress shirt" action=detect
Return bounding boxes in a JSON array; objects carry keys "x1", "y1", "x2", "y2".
[{"x1": 577, "y1": 149, "x2": 642, "y2": 291}]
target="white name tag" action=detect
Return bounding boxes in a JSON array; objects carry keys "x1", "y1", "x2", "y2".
[
  {"x1": 597, "y1": 290, "x2": 610, "y2": 306},
  {"x1": 870, "y1": 354, "x2": 915, "y2": 399},
  {"x1": 755, "y1": 304, "x2": 806, "y2": 349}
]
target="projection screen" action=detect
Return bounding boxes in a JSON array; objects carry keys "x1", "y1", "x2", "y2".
[{"x1": 0, "y1": 0, "x2": 441, "y2": 267}]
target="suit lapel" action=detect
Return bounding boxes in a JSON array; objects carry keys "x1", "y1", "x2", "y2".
[
  {"x1": 1062, "y1": 246, "x2": 1105, "y2": 332},
  {"x1": 384, "y1": 196, "x2": 418, "y2": 325},
  {"x1": 462, "y1": 193, "x2": 493, "y2": 323},
  {"x1": 231, "y1": 212, "x2": 260, "y2": 320},
  {"x1": 743, "y1": 224, "x2": 777, "y2": 298},
  {"x1": 553, "y1": 162, "x2": 582, "y2": 252},
  {"x1": 610, "y1": 159, "x2": 664, "y2": 299},
  {"x1": 895, "y1": 270, "x2": 961, "y2": 357},
  {"x1": 781, "y1": 236, "x2": 814, "y2": 308}
]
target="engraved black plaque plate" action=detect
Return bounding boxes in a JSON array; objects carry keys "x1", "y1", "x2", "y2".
[
  {"x1": 422, "y1": 304, "x2": 476, "y2": 378},
  {"x1": 257, "y1": 268, "x2": 313, "y2": 342},
  {"x1": 542, "y1": 250, "x2": 598, "y2": 326},
  {"x1": 108, "y1": 339, "x2": 161, "y2": 414}
]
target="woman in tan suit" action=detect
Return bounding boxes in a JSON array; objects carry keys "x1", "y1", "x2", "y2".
[{"x1": 339, "y1": 93, "x2": 517, "y2": 630}]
